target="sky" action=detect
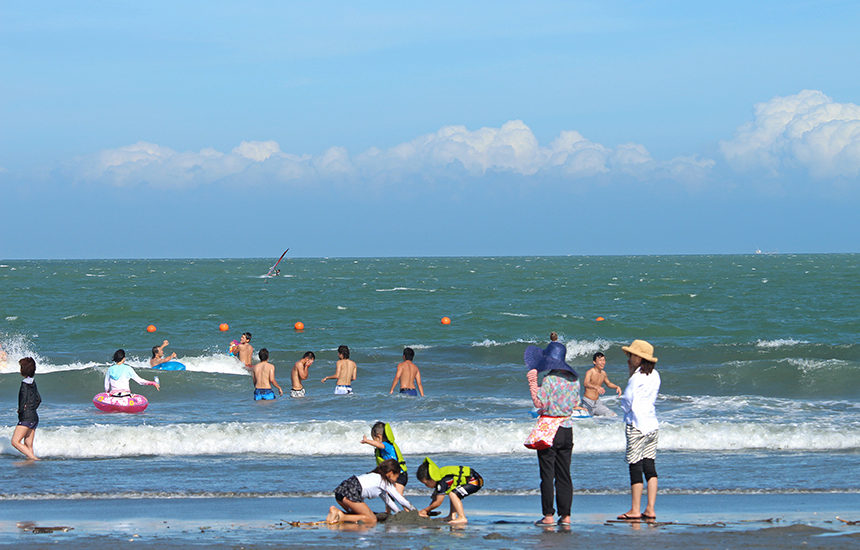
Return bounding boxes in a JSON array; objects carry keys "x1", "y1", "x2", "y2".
[{"x1": 2, "y1": 1, "x2": 859, "y2": 259}]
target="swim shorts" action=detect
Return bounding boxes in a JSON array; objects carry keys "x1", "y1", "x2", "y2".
[
  {"x1": 451, "y1": 470, "x2": 483, "y2": 499},
  {"x1": 16, "y1": 419, "x2": 38, "y2": 430},
  {"x1": 435, "y1": 470, "x2": 483, "y2": 500},
  {"x1": 399, "y1": 388, "x2": 418, "y2": 396},
  {"x1": 290, "y1": 388, "x2": 306, "y2": 398},
  {"x1": 334, "y1": 385, "x2": 353, "y2": 395},
  {"x1": 396, "y1": 470, "x2": 408, "y2": 487},
  {"x1": 254, "y1": 388, "x2": 277, "y2": 401},
  {"x1": 334, "y1": 475, "x2": 363, "y2": 503},
  {"x1": 582, "y1": 396, "x2": 615, "y2": 417}
]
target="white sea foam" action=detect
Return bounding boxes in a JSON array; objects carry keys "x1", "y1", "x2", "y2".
[
  {"x1": 0, "y1": 348, "x2": 250, "y2": 377},
  {"x1": 782, "y1": 357, "x2": 850, "y2": 374},
  {"x1": 562, "y1": 339, "x2": 614, "y2": 359},
  {"x1": 7, "y1": 418, "x2": 855, "y2": 459},
  {"x1": 470, "y1": 338, "x2": 532, "y2": 347},
  {"x1": 501, "y1": 312, "x2": 529, "y2": 317},
  {"x1": 755, "y1": 338, "x2": 807, "y2": 348},
  {"x1": 375, "y1": 287, "x2": 437, "y2": 292},
  {"x1": 5, "y1": 316, "x2": 17, "y2": 321},
  {"x1": 62, "y1": 313, "x2": 89, "y2": 320}
]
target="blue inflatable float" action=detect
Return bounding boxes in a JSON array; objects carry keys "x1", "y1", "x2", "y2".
[{"x1": 153, "y1": 360, "x2": 186, "y2": 371}]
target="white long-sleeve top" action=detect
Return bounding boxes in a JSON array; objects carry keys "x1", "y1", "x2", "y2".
[
  {"x1": 105, "y1": 363, "x2": 152, "y2": 394},
  {"x1": 355, "y1": 472, "x2": 415, "y2": 513},
  {"x1": 621, "y1": 368, "x2": 661, "y2": 434}
]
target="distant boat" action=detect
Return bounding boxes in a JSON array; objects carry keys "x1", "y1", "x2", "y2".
[{"x1": 755, "y1": 249, "x2": 762, "y2": 255}]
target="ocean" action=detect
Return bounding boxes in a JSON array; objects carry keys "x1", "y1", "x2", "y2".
[{"x1": 0, "y1": 255, "x2": 858, "y2": 547}]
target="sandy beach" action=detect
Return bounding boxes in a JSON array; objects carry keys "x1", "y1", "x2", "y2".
[{"x1": 2, "y1": 493, "x2": 857, "y2": 549}]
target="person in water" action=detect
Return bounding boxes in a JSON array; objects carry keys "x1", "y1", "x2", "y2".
[
  {"x1": 235, "y1": 332, "x2": 254, "y2": 368},
  {"x1": 388, "y1": 347, "x2": 424, "y2": 397},
  {"x1": 327, "y1": 459, "x2": 415, "y2": 525},
  {"x1": 252, "y1": 348, "x2": 282, "y2": 400},
  {"x1": 582, "y1": 352, "x2": 621, "y2": 417},
  {"x1": 11, "y1": 357, "x2": 41, "y2": 460},
  {"x1": 290, "y1": 351, "x2": 315, "y2": 398},
  {"x1": 149, "y1": 339, "x2": 177, "y2": 368},
  {"x1": 106, "y1": 349, "x2": 160, "y2": 396},
  {"x1": 361, "y1": 422, "x2": 408, "y2": 495},
  {"x1": 416, "y1": 457, "x2": 483, "y2": 524},
  {"x1": 321, "y1": 345, "x2": 356, "y2": 395},
  {"x1": 0, "y1": 343, "x2": 7, "y2": 364}
]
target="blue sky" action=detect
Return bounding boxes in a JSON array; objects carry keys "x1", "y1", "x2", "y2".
[{"x1": 2, "y1": 1, "x2": 858, "y2": 259}]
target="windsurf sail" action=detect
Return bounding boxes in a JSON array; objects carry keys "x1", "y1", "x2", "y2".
[{"x1": 266, "y1": 249, "x2": 289, "y2": 276}]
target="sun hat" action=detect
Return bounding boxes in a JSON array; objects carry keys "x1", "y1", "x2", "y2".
[
  {"x1": 524, "y1": 341, "x2": 577, "y2": 376},
  {"x1": 622, "y1": 339, "x2": 658, "y2": 363}
]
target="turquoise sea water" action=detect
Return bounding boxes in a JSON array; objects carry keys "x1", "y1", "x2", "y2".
[{"x1": 0, "y1": 255, "x2": 857, "y2": 505}]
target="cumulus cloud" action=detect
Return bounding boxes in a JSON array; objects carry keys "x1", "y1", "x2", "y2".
[
  {"x1": 68, "y1": 121, "x2": 714, "y2": 188},
  {"x1": 720, "y1": 90, "x2": 860, "y2": 179}
]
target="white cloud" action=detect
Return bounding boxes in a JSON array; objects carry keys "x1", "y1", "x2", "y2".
[
  {"x1": 720, "y1": 90, "x2": 860, "y2": 179},
  {"x1": 71, "y1": 121, "x2": 712, "y2": 188}
]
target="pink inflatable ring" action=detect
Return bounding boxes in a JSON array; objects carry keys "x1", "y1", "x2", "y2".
[{"x1": 93, "y1": 393, "x2": 149, "y2": 413}]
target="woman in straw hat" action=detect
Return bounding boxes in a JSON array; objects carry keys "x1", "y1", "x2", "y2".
[
  {"x1": 617, "y1": 339, "x2": 661, "y2": 521},
  {"x1": 524, "y1": 341, "x2": 580, "y2": 526}
]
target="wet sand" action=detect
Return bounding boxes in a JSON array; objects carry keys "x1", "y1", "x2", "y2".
[{"x1": 1, "y1": 493, "x2": 857, "y2": 549}]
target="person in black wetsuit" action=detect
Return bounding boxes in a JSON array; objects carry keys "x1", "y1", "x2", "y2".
[{"x1": 11, "y1": 357, "x2": 41, "y2": 460}]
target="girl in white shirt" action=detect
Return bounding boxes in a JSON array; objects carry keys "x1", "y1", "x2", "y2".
[
  {"x1": 327, "y1": 459, "x2": 415, "y2": 525},
  {"x1": 617, "y1": 340, "x2": 661, "y2": 522}
]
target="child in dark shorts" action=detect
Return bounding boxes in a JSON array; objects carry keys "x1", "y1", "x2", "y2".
[
  {"x1": 416, "y1": 457, "x2": 483, "y2": 524},
  {"x1": 11, "y1": 357, "x2": 41, "y2": 460}
]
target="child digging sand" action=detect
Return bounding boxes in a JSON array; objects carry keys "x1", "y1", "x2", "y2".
[
  {"x1": 416, "y1": 457, "x2": 483, "y2": 524},
  {"x1": 327, "y1": 459, "x2": 415, "y2": 525}
]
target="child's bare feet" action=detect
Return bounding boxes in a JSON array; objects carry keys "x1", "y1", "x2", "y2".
[
  {"x1": 326, "y1": 506, "x2": 343, "y2": 524},
  {"x1": 448, "y1": 516, "x2": 468, "y2": 525}
]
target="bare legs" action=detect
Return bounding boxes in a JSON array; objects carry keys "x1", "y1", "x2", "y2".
[
  {"x1": 11, "y1": 425, "x2": 38, "y2": 460},
  {"x1": 328, "y1": 498, "x2": 377, "y2": 525},
  {"x1": 622, "y1": 477, "x2": 657, "y2": 519},
  {"x1": 446, "y1": 492, "x2": 468, "y2": 524}
]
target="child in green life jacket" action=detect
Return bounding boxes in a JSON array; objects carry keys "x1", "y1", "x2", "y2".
[
  {"x1": 416, "y1": 457, "x2": 483, "y2": 524},
  {"x1": 360, "y1": 421, "x2": 408, "y2": 495}
]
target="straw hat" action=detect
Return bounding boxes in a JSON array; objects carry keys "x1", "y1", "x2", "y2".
[
  {"x1": 622, "y1": 339, "x2": 658, "y2": 363},
  {"x1": 524, "y1": 341, "x2": 577, "y2": 376}
]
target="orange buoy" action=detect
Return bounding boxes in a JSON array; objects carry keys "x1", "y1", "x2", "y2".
[
  {"x1": 441, "y1": 316, "x2": 451, "y2": 325},
  {"x1": 146, "y1": 324, "x2": 157, "y2": 333},
  {"x1": 219, "y1": 323, "x2": 229, "y2": 332},
  {"x1": 294, "y1": 321, "x2": 305, "y2": 331},
  {"x1": 595, "y1": 316, "x2": 605, "y2": 322}
]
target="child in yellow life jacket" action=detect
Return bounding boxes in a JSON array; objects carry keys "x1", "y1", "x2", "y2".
[
  {"x1": 416, "y1": 457, "x2": 483, "y2": 524},
  {"x1": 360, "y1": 422, "x2": 408, "y2": 495}
]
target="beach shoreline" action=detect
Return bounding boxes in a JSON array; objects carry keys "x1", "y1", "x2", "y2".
[{"x1": 1, "y1": 493, "x2": 857, "y2": 549}]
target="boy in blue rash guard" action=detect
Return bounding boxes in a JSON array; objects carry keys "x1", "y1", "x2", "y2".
[
  {"x1": 416, "y1": 457, "x2": 483, "y2": 524},
  {"x1": 361, "y1": 422, "x2": 408, "y2": 495},
  {"x1": 252, "y1": 348, "x2": 282, "y2": 400}
]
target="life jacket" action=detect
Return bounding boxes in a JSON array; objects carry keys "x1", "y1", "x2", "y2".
[
  {"x1": 422, "y1": 457, "x2": 472, "y2": 493},
  {"x1": 374, "y1": 423, "x2": 407, "y2": 472}
]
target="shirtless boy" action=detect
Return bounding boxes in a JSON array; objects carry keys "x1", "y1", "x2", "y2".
[
  {"x1": 321, "y1": 345, "x2": 356, "y2": 395},
  {"x1": 251, "y1": 348, "x2": 282, "y2": 400},
  {"x1": 582, "y1": 352, "x2": 620, "y2": 416},
  {"x1": 236, "y1": 332, "x2": 254, "y2": 369},
  {"x1": 150, "y1": 340, "x2": 177, "y2": 367},
  {"x1": 389, "y1": 347, "x2": 424, "y2": 397},
  {"x1": 290, "y1": 351, "x2": 315, "y2": 397}
]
